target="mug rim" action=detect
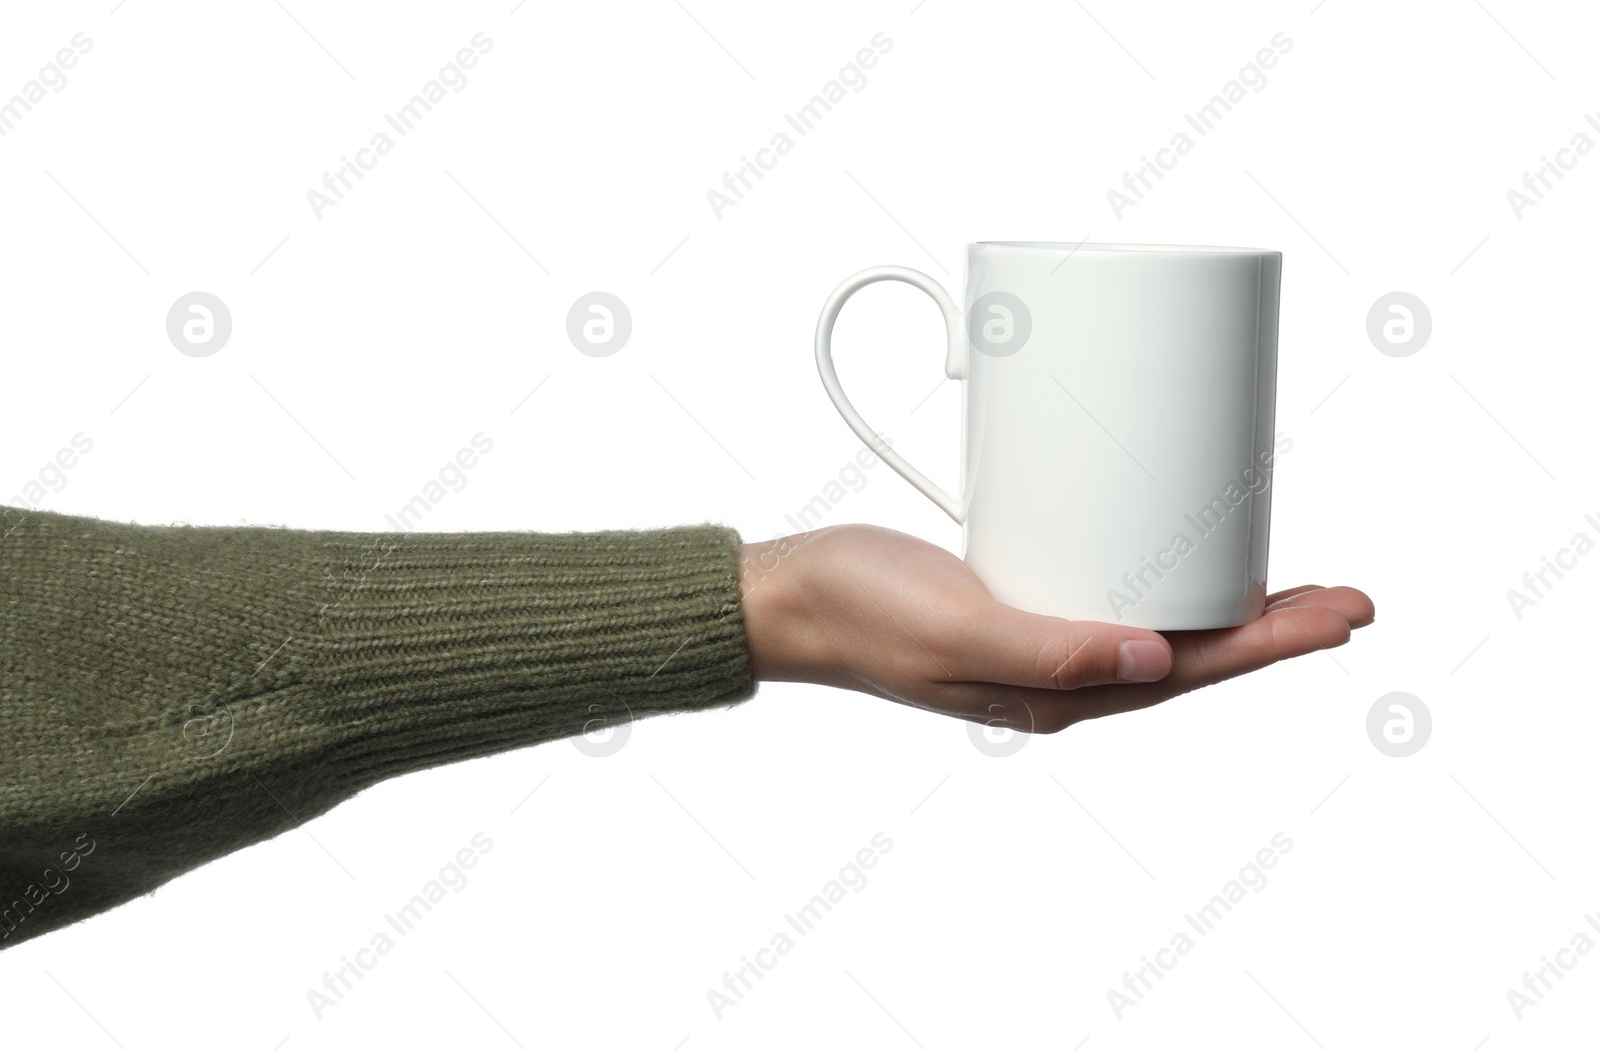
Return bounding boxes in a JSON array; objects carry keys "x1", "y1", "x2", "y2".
[{"x1": 974, "y1": 241, "x2": 1277, "y2": 255}]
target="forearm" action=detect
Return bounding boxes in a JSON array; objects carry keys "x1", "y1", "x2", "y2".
[{"x1": 0, "y1": 506, "x2": 756, "y2": 948}]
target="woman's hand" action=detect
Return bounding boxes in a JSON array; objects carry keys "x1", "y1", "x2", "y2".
[{"x1": 738, "y1": 523, "x2": 1373, "y2": 733}]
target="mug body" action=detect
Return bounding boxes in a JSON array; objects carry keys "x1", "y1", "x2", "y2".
[{"x1": 960, "y1": 242, "x2": 1281, "y2": 630}]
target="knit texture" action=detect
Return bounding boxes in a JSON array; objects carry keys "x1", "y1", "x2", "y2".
[{"x1": 0, "y1": 505, "x2": 756, "y2": 950}]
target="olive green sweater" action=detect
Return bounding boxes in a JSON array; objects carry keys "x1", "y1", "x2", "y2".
[{"x1": 0, "y1": 505, "x2": 756, "y2": 950}]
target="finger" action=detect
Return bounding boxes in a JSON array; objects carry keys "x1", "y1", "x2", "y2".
[
  {"x1": 978, "y1": 603, "x2": 1350, "y2": 729},
  {"x1": 1266, "y1": 583, "x2": 1325, "y2": 604},
  {"x1": 933, "y1": 681, "x2": 1084, "y2": 734},
  {"x1": 1165, "y1": 604, "x2": 1353, "y2": 694},
  {"x1": 1082, "y1": 604, "x2": 1354, "y2": 719},
  {"x1": 944, "y1": 596, "x2": 1173, "y2": 690},
  {"x1": 1267, "y1": 585, "x2": 1375, "y2": 627},
  {"x1": 932, "y1": 600, "x2": 1359, "y2": 732}
]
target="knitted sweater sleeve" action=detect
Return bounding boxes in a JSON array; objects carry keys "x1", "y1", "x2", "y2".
[{"x1": 0, "y1": 506, "x2": 757, "y2": 950}]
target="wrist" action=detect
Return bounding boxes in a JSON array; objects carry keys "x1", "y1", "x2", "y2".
[{"x1": 737, "y1": 531, "x2": 825, "y2": 683}]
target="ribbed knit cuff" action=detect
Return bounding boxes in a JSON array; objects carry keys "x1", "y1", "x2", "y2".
[
  {"x1": 0, "y1": 509, "x2": 759, "y2": 949},
  {"x1": 300, "y1": 523, "x2": 756, "y2": 777}
]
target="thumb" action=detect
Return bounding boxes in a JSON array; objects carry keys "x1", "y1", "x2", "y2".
[{"x1": 950, "y1": 595, "x2": 1173, "y2": 689}]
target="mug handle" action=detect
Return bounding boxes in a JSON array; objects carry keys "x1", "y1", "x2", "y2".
[{"x1": 815, "y1": 265, "x2": 968, "y2": 525}]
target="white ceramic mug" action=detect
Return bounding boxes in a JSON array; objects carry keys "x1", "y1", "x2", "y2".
[{"x1": 814, "y1": 242, "x2": 1282, "y2": 630}]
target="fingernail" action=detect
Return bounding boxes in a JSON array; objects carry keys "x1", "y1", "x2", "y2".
[{"x1": 1117, "y1": 640, "x2": 1169, "y2": 682}]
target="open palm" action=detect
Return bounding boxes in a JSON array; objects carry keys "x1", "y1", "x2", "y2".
[{"x1": 739, "y1": 523, "x2": 1374, "y2": 733}]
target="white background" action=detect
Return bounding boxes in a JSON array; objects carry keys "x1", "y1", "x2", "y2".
[{"x1": 2, "y1": 0, "x2": 1596, "y2": 1046}]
